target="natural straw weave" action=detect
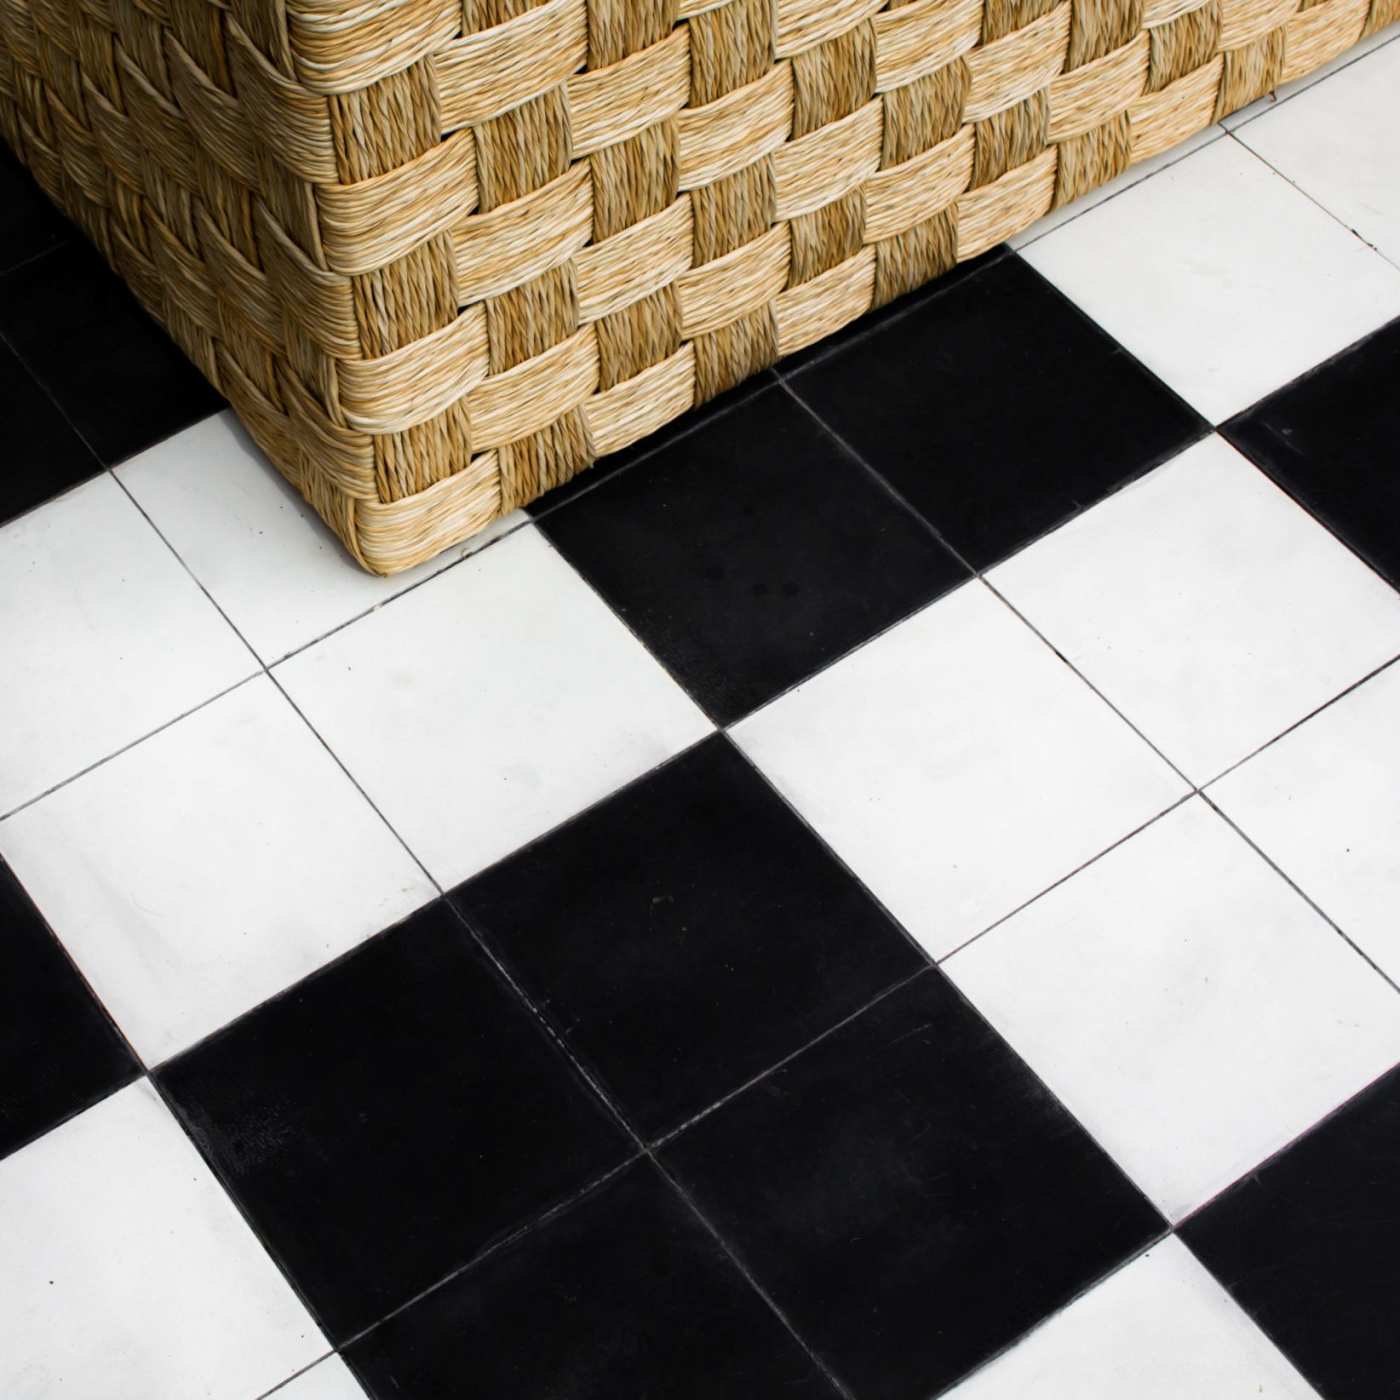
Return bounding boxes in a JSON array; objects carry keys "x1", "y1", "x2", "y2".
[{"x1": 2, "y1": 0, "x2": 1393, "y2": 570}]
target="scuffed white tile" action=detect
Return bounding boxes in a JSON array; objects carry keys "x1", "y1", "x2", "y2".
[
  {"x1": 0, "y1": 1081, "x2": 325, "y2": 1398},
  {"x1": 1210, "y1": 661, "x2": 1400, "y2": 986},
  {"x1": 0, "y1": 676, "x2": 434, "y2": 1062},
  {"x1": 0, "y1": 474, "x2": 255, "y2": 813},
  {"x1": 1237, "y1": 40, "x2": 1400, "y2": 266},
  {"x1": 275, "y1": 525, "x2": 711, "y2": 888},
  {"x1": 990, "y1": 436, "x2": 1400, "y2": 783},
  {"x1": 1022, "y1": 137, "x2": 1400, "y2": 421},
  {"x1": 946, "y1": 799, "x2": 1400, "y2": 1220},
  {"x1": 733, "y1": 580, "x2": 1186, "y2": 959}
]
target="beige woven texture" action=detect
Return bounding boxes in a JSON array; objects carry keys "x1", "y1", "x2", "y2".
[{"x1": 2, "y1": 0, "x2": 1393, "y2": 571}]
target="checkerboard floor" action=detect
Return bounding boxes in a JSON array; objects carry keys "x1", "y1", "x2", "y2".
[{"x1": 2, "y1": 32, "x2": 1399, "y2": 1400}]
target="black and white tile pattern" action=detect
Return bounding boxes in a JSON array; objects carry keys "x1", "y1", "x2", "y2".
[{"x1": 2, "y1": 36, "x2": 1399, "y2": 1399}]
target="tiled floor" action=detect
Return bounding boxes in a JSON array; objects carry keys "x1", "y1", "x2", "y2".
[{"x1": 2, "y1": 32, "x2": 1399, "y2": 1400}]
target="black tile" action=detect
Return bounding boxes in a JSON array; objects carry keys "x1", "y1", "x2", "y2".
[
  {"x1": 0, "y1": 240, "x2": 222, "y2": 464},
  {"x1": 661, "y1": 972, "x2": 1164, "y2": 1400},
  {"x1": 0, "y1": 859, "x2": 139, "y2": 1160},
  {"x1": 157, "y1": 900, "x2": 630, "y2": 1342},
  {"x1": 454, "y1": 736, "x2": 924, "y2": 1141},
  {"x1": 1181, "y1": 1065, "x2": 1400, "y2": 1400},
  {"x1": 540, "y1": 384, "x2": 968, "y2": 722},
  {"x1": 789, "y1": 253, "x2": 1208, "y2": 570},
  {"x1": 347, "y1": 1159, "x2": 840, "y2": 1399},
  {"x1": 0, "y1": 340, "x2": 103, "y2": 524},
  {"x1": 1224, "y1": 317, "x2": 1400, "y2": 589},
  {"x1": 527, "y1": 370, "x2": 779, "y2": 515},
  {"x1": 0, "y1": 148, "x2": 71, "y2": 272}
]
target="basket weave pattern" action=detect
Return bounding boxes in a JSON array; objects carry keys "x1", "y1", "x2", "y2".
[{"x1": 2, "y1": 0, "x2": 1393, "y2": 571}]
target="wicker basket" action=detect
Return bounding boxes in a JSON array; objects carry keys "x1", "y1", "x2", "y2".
[{"x1": 2, "y1": 0, "x2": 1392, "y2": 572}]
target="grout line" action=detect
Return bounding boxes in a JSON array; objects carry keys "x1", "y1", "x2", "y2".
[
  {"x1": 1226, "y1": 128, "x2": 1400, "y2": 275},
  {"x1": 650, "y1": 964, "x2": 934, "y2": 1150},
  {"x1": 0, "y1": 670, "x2": 260, "y2": 824},
  {"x1": 252, "y1": 1352, "x2": 337, "y2": 1400},
  {"x1": 650, "y1": 1156, "x2": 859, "y2": 1400},
  {"x1": 1201, "y1": 791, "x2": 1400, "y2": 999}
]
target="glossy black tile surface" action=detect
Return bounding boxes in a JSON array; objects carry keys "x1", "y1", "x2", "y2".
[
  {"x1": 1225, "y1": 317, "x2": 1400, "y2": 588},
  {"x1": 0, "y1": 341, "x2": 102, "y2": 524},
  {"x1": 0, "y1": 859, "x2": 138, "y2": 1160},
  {"x1": 157, "y1": 900, "x2": 630, "y2": 1342},
  {"x1": 347, "y1": 1159, "x2": 840, "y2": 1399},
  {"x1": 527, "y1": 370, "x2": 779, "y2": 515},
  {"x1": 661, "y1": 972, "x2": 1164, "y2": 1400},
  {"x1": 1181, "y1": 1065, "x2": 1400, "y2": 1400},
  {"x1": 454, "y1": 736, "x2": 924, "y2": 1140},
  {"x1": 540, "y1": 384, "x2": 968, "y2": 722},
  {"x1": 0, "y1": 241, "x2": 222, "y2": 465},
  {"x1": 789, "y1": 254, "x2": 1208, "y2": 570},
  {"x1": 0, "y1": 151, "x2": 70, "y2": 273}
]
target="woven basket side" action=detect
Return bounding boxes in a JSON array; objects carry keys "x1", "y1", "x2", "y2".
[{"x1": 0, "y1": 0, "x2": 1391, "y2": 572}]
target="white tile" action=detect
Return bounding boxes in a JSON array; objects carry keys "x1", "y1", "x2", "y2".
[
  {"x1": 945, "y1": 1238, "x2": 1321, "y2": 1398},
  {"x1": 989, "y1": 436, "x2": 1400, "y2": 784},
  {"x1": 0, "y1": 1080, "x2": 324, "y2": 1399},
  {"x1": 268, "y1": 1357, "x2": 367, "y2": 1400},
  {"x1": 946, "y1": 799, "x2": 1400, "y2": 1220},
  {"x1": 0, "y1": 475, "x2": 256, "y2": 814},
  {"x1": 1237, "y1": 41, "x2": 1400, "y2": 267},
  {"x1": 0, "y1": 677, "x2": 433, "y2": 1062},
  {"x1": 732, "y1": 581, "x2": 1185, "y2": 959},
  {"x1": 1210, "y1": 661, "x2": 1400, "y2": 986},
  {"x1": 1009, "y1": 126, "x2": 1224, "y2": 249},
  {"x1": 1021, "y1": 136, "x2": 1400, "y2": 421},
  {"x1": 117, "y1": 413, "x2": 527, "y2": 664},
  {"x1": 1222, "y1": 25, "x2": 1400, "y2": 130},
  {"x1": 275, "y1": 525, "x2": 711, "y2": 888}
]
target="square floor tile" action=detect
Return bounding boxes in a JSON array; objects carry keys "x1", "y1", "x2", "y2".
[
  {"x1": 733, "y1": 581, "x2": 1186, "y2": 958},
  {"x1": 0, "y1": 241, "x2": 223, "y2": 463},
  {"x1": 540, "y1": 384, "x2": 968, "y2": 723},
  {"x1": 0, "y1": 337, "x2": 101, "y2": 526},
  {"x1": 0, "y1": 858, "x2": 137, "y2": 1159},
  {"x1": 347, "y1": 1161, "x2": 839, "y2": 1399},
  {"x1": 989, "y1": 435, "x2": 1400, "y2": 783},
  {"x1": 0, "y1": 474, "x2": 256, "y2": 813},
  {"x1": 157, "y1": 899, "x2": 631, "y2": 1342},
  {"x1": 787, "y1": 254, "x2": 1206, "y2": 569},
  {"x1": 0, "y1": 1080, "x2": 325, "y2": 1398},
  {"x1": 661, "y1": 973, "x2": 1164, "y2": 1400},
  {"x1": 270, "y1": 1357, "x2": 367, "y2": 1400},
  {"x1": 0, "y1": 677, "x2": 435, "y2": 1063},
  {"x1": 945, "y1": 1238, "x2": 1320, "y2": 1398},
  {"x1": 1244, "y1": 44, "x2": 1400, "y2": 249},
  {"x1": 117, "y1": 413, "x2": 526, "y2": 663},
  {"x1": 1237, "y1": 43, "x2": 1400, "y2": 266},
  {"x1": 1210, "y1": 661, "x2": 1400, "y2": 986},
  {"x1": 0, "y1": 151, "x2": 71, "y2": 272},
  {"x1": 1182, "y1": 1063, "x2": 1400, "y2": 1400},
  {"x1": 275, "y1": 525, "x2": 710, "y2": 888},
  {"x1": 454, "y1": 735, "x2": 924, "y2": 1140},
  {"x1": 1022, "y1": 136, "x2": 1400, "y2": 422},
  {"x1": 1225, "y1": 317, "x2": 1400, "y2": 589},
  {"x1": 945, "y1": 799, "x2": 1400, "y2": 1221}
]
